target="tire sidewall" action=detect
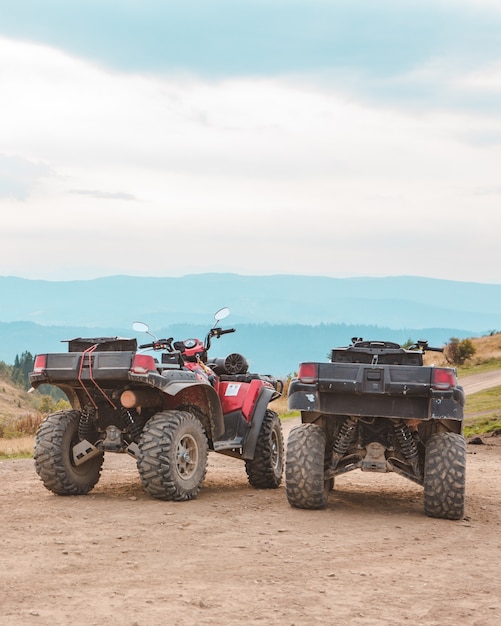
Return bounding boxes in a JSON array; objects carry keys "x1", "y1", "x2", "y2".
[
  {"x1": 137, "y1": 410, "x2": 208, "y2": 501},
  {"x1": 168, "y1": 415, "x2": 208, "y2": 491}
]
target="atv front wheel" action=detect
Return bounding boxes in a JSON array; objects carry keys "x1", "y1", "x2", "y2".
[
  {"x1": 34, "y1": 409, "x2": 104, "y2": 495},
  {"x1": 137, "y1": 410, "x2": 208, "y2": 501},
  {"x1": 424, "y1": 432, "x2": 466, "y2": 520},
  {"x1": 245, "y1": 410, "x2": 284, "y2": 489},
  {"x1": 285, "y1": 423, "x2": 329, "y2": 509}
]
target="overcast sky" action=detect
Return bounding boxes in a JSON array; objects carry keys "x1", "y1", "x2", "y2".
[{"x1": 1, "y1": 0, "x2": 500, "y2": 283}]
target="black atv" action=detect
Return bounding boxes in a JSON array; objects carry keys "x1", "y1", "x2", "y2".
[{"x1": 286, "y1": 338, "x2": 466, "y2": 519}]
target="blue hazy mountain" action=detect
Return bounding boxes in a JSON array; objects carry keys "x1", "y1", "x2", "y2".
[{"x1": 0, "y1": 274, "x2": 499, "y2": 375}]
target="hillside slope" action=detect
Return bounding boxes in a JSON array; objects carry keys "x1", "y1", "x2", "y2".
[
  {"x1": 423, "y1": 332, "x2": 501, "y2": 366},
  {"x1": 0, "y1": 371, "x2": 38, "y2": 430}
]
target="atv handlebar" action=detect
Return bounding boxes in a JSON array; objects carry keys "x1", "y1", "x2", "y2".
[
  {"x1": 212, "y1": 327, "x2": 236, "y2": 338},
  {"x1": 138, "y1": 338, "x2": 173, "y2": 350},
  {"x1": 409, "y1": 340, "x2": 444, "y2": 353},
  {"x1": 205, "y1": 327, "x2": 235, "y2": 352}
]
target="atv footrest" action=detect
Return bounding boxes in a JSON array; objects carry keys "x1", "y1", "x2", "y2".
[{"x1": 213, "y1": 438, "x2": 243, "y2": 452}]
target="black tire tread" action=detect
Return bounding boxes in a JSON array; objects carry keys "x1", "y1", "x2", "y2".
[
  {"x1": 424, "y1": 432, "x2": 466, "y2": 520},
  {"x1": 245, "y1": 410, "x2": 284, "y2": 489},
  {"x1": 34, "y1": 409, "x2": 103, "y2": 495},
  {"x1": 285, "y1": 423, "x2": 328, "y2": 509}
]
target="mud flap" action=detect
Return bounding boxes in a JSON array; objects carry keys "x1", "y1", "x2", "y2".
[{"x1": 241, "y1": 387, "x2": 276, "y2": 460}]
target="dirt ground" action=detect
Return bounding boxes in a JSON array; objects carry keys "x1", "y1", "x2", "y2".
[{"x1": 0, "y1": 416, "x2": 500, "y2": 626}]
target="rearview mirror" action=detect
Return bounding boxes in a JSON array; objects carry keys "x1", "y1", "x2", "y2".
[
  {"x1": 214, "y1": 307, "x2": 230, "y2": 322},
  {"x1": 132, "y1": 321, "x2": 149, "y2": 333}
]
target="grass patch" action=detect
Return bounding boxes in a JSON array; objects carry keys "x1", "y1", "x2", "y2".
[
  {"x1": 464, "y1": 415, "x2": 501, "y2": 438},
  {"x1": 459, "y1": 359, "x2": 501, "y2": 377},
  {"x1": 0, "y1": 452, "x2": 33, "y2": 460},
  {"x1": 0, "y1": 435, "x2": 34, "y2": 460},
  {"x1": 464, "y1": 385, "x2": 501, "y2": 437},
  {"x1": 279, "y1": 411, "x2": 300, "y2": 421},
  {"x1": 466, "y1": 385, "x2": 501, "y2": 412}
]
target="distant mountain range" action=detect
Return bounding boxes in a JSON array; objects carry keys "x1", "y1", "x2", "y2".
[{"x1": 1, "y1": 274, "x2": 499, "y2": 375}]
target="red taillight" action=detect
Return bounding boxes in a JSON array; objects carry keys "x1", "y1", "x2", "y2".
[
  {"x1": 131, "y1": 354, "x2": 156, "y2": 374},
  {"x1": 33, "y1": 354, "x2": 47, "y2": 373},
  {"x1": 298, "y1": 363, "x2": 318, "y2": 384},
  {"x1": 432, "y1": 368, "x2": 456, "y2": 390}
]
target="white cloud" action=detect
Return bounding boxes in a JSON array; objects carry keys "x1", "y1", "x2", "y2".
[
  {"x1": 452, "y1": 60, "x2": 501, "y2": 92},
  {"x1": 0, "y1": 36, "x2": 500, "y2": 283},
  {"x1": 0, "y1": 154, "x2": 53, "y2": 200}
]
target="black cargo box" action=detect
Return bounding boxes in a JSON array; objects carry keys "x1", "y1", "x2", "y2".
[{"x1": 65, "y1": 337, "x2": 138, "y2": 352}]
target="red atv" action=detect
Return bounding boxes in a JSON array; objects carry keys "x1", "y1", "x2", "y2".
[{"x1": 30, "y1": 308, "x2": 284, "y2": 501}]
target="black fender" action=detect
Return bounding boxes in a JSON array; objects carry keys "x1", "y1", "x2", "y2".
[
  {"x1": 242, "y1": 386, "x2": 277, "y2": 460},
  {"x1": 129, "y1": 371, "x2": 225, "y2": 439},
  {"x1": 287, "y1": 384, "x2": 320, "y2": 412}
]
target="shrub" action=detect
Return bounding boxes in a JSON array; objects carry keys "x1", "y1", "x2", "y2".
[
  {"x1": 0, "y1": 412, "x2": 44, "y2": 438},
  {"x1": 15, "y1": 413, "x2": 44, "y2": 436},
  {"x1": 445, "y1": 337, "x2": 476, "y2": 366}
]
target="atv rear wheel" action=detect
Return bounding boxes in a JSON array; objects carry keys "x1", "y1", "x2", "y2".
[
  {"x1": 245, "y1": 410, "x2": 284, "y2": 489},
  {"x1": 137, "y1": 410, "x2": 208, "y2": 501},
  {"x1": 285, "y1": 423, "x2": 329, "y2": 509},
  {"x1": 424, "y1": 432, "x2": 466, "y2": 520},
  {"x1": 34, "y1": 409, "x2": 104, "y2": 495}
]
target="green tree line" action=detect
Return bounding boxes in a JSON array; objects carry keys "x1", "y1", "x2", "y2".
[{"x1": 9, "y1": 351, "x2": 66, "y2": 401}]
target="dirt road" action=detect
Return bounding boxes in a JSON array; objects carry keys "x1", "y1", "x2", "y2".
[
  {"x1": 1, "y1": 413, "x2": 500, "y2": 626},
  {"x1": 460, "y1": 370, "x2": 501, "y2": 395}
]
